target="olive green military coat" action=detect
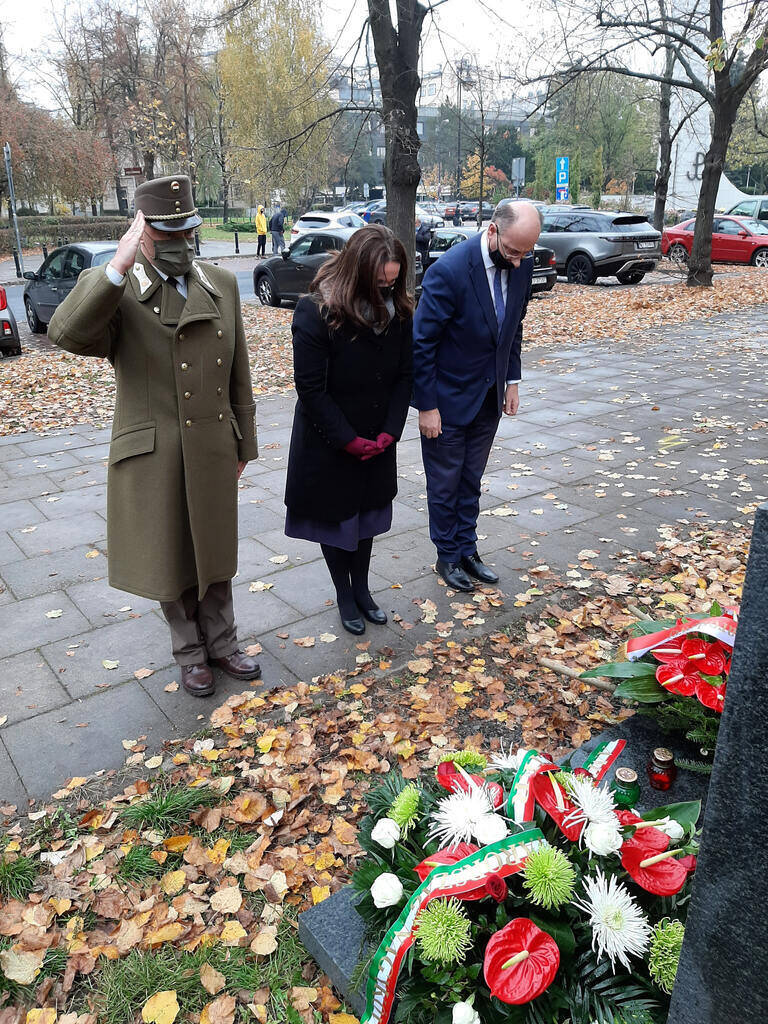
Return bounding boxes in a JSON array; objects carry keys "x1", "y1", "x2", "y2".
[{"x1": 49, "y1": 254, "x2": 258, "y2": 601}]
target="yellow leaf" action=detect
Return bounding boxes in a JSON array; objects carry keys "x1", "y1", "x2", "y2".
[
  {"x1": 26, "y1": 1009, "x2": 57, "y2": 1024},
  {"x1": 330, "y1": 1016, "x2": 361, "y2": 1024},
  {"x1": 162, "y1": 835, "x2": 192, "y2": 853},
  {"x1": 256, "y1": 733, "x2": 275, "y2": 754},
  {"x1": 311, "y1": 885, "x2": 330, "y2": 905},
  {"x1": 160, "y1": 869, "x2": 187, "y2": 896},
  {"x1": 48, "y1": 898, "x2": 72, "y2": 915},
  {"x1": 207, "y1": 838, "x2": 230, "y2": 864},
  {"x1": 141, "y1": 991, "x2": 180, "y2": 1024},
  {"x1": 0, "y1": 949, "x2": 44, "y2": 985},
  {"x1": 249, "y1": 925, "x2": 278, "y2": 956},
  {"x1": 145, "y1": 922, "x2": 184, "y2": 946},
  {"x1": 660, "y1": 593, "x2": 690, "y2": 607},
  {"x1": 219, "y1": 920, "x2": 247, "y2": 945},
  {"x1": 210, "y1": 886, "x2": 243, "y2": 914}
]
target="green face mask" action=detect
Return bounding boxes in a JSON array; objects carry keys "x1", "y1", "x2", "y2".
[{"x1": 152, "y1": 236, "x2": 195, "y2": 277}]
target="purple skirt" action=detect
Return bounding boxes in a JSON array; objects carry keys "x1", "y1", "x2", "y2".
[{"x1": 285, "y1": 503, "x2": 392, "y2": 552}]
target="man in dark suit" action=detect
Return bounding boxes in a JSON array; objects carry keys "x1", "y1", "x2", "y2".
[{"x1": 413, "y1": 200, "x2": 542, "y2": 591}]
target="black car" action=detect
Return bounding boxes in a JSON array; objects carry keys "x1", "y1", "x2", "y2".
[
  {"x1": 426, "y1": 228, "x2": 557, "y2": 293},
  {"x1": 253, "y1": 228, "x2": 358, "y2": 306},
  {"x1": 23, "y1": 242, "x2": 118, "y2": 333}
]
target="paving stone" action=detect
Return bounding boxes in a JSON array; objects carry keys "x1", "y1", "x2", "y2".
[
  {"x1": 236, "y1": 501, "x2": 286, "y2": 537},
  {"x1": 1, "y1": 546, "x2": 103, "y2": 600},
  {"x1": 2, "y1": 683, "x2": 173, "y2": 799},
  {"x1": 0, "y1": 473, "x2": 59, "y2": 503},
  {"x1": 31, "y1": 485, "x2": 107, "y2": 520},
  {"x1": 0, "y1": 498, "x2": 47, "y2": 531},
  {"x1": 231, "y1": 579, "x2": 304, "y2": 637},
  {"x1": 255, "y1": 559, "x2": 388, "y2": 618},
  {"x1": 0, "y1": 649, "x2": 70, "y2": 725},
  {"x1": 0, "y1": 444, "x2": 25, "y2": 463},
  {"x1": 0, "y1": 741, "x2": 30, "y2": 812},
  {"x1": 0, "y1": 593, "x2": 90, "y2": 658},
  {"x1": 0, "y1": 530, "x2": 24, "y2": 564},
  {"x1": 9, "y1": 512, "x2": 106, "y2": 557},
  {"x1": 0, "y1": 575, "x2": 12, "y2": 606},
  {"x1": 234, "y1": 537, "x2": 297, "y2": 582},
  {"x1": 41, "y1": 612, "x2": 172, "y2": 700},
  {"x1": 3, "y1": 451, "x2": 84, "y2": 478},
  {"x1": 17, "y1": 434, "x2": 97, "y2": 457},
  {"x1": 46, "y1": 465, "x2": 106, "y2": 491},
  {"x1": 65, "y1": 577, "x2": 157, "y2": 624}
]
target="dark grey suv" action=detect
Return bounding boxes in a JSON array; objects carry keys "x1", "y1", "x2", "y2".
[{"x1": 539, "y1": 208, "x2": 661, "y2": 285}]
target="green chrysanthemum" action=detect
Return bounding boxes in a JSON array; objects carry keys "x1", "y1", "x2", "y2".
[
  {"x1": 388, "y1": 784, "x2": 420, "y2": 834},
  {"x1": 415, "y1": 898, "x2": 473, "y2": 964},
  {"x1": 553, "y1": 769, "x2": 577, "y2": 795},
  {"x1": 439, "y1": 750, "x2": 487, "y2": 773},
  {"x1": 522, "y1": 846, "x2": 577, "y2": 910},
  {"x1": 649, "y1": 918, "x2": 685, "y2": 994}
]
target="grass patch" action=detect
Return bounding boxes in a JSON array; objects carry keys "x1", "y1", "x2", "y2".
[
  {"x1": 121, "y1": 783, "x2": 222, "y2": 830},
  {"x1": 190, "y1": 827, "x2": 257, "y2": 853},
  {"x1": 115, "y1": 846, "x2": 164, "y2": 884},
  {"x1": 0, "y1": 942, "x2": 68, "y2": 1002},
  {"x1": 0, "y1": 853, "x2": 38, "y2": 900},
  {"x1": 88, "y1": 910, "x2": 308, "y2": 1024}
]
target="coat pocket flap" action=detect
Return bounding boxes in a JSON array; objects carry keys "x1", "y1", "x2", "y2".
[
  {"x1": 109, "y1": 423, "x2": 156, "y2": 465},
  {"x1": 230, "y1": 417, "x2": 243, "y2": 440}
]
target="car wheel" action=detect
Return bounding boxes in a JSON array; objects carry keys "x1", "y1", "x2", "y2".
[
  {"x1": 566, "y1": 253, "x2": 596, "y2": 285},
  {"x1": 25, "y1": 298, "x2": 45, "y2": 334},
  {"x1": 668, "y1": 243, "x2": 688, "y2": 264},
  {"x1": 751, "y1": 247, "x2": 768, "y2": 268},
  {"x1": 256, "y1": 274, "x2": 280, "y2": 307},
  {"x1": 616, "y1": 270, "x2": 646, "y2": 284}
]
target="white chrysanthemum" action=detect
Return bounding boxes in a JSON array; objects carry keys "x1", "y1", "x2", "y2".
[
  {"x1": 428, "y1": 787, "x2": 496, "y2": 847},
  {"x1": 574, "y1": 870, "x2": 652, "y2": 971},
  {"x1": 563, "y1": 775, "x2": 618, "y2": 831},
  {"x1": 473, "y1": 812, "x2": 509, "y2": 846},
  {"x1": 487, "y1": 743, "x2": 526, "y2": 773},
  {"x1": 583, "y1": 820, "x2": 623, "y2": 857}
]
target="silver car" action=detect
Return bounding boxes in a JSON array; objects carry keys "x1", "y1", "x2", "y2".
[{"x1": 539, "y1": 208, "x2": 661, "y2": 285}]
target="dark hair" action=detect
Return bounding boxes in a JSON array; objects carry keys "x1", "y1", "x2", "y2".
[{"x1": 310, "y1": 223, "x2": 414, "y2": 330}]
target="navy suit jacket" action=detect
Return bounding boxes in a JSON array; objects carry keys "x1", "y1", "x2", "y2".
[{"x1": 413, "y1": 232, "x2": 533, "y2": 426}]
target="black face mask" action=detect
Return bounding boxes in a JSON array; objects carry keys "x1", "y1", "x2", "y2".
[
  {"x1": 489, "y1": 236, "x2": 517, "y2": 271},
  {"x1": 379, "y1": 285, "x2": 394, "y2": 300}
]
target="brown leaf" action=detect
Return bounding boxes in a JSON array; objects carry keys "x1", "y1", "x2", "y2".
[{"x1": 199, "y1": 963, "x2": 226, "y2": 996}]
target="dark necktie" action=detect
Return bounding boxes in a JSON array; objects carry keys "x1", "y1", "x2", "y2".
[{"x1": 493, "y1": 268, "x2": 506, "y2": 336}]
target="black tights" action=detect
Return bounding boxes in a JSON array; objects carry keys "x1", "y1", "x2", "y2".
[{"x1": 321, "y1": 538, "x2": 377, "y2": 619}]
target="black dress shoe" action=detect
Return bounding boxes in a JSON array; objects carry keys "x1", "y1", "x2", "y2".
[
  {"x1": 461, "y1": 552, "x2": 499, "y2": 584},
  {"x1": 357, "y1": 602, "x2": 388, "y2": 625},
  {"x1": 341, "y1": 615, "x2": 366, "y2": 635},
  {"x1": 435, "y1": 558, "x2": 475, "y2": 592}
]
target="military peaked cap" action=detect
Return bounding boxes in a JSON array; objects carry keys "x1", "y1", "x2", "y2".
[{"x1": 134, "y1": 174, "x2": 203, "y2": 232}]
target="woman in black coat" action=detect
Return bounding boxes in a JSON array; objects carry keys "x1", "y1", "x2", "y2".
[{"x1": 285, "y1": 224, "x2": 413, "y2": 634}]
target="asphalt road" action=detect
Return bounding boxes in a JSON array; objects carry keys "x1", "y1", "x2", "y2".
[{"x1": 4, "y1": 268, "x2": 257, "y2": 331}]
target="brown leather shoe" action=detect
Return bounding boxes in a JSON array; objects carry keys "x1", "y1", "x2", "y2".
[
  {"x1": 210, "y1": 651, "x2": 262, "y2": 680},
  {"x1": 181, "y1": 662, "x2": 215, "y2": 697}
]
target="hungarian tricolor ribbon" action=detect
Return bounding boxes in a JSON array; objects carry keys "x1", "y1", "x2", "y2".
[
  {"x1": 581, "y1": 738, "x2": 626, "y2": 782},
  {"x1": 626, "y1": 609, "x2": 738, "y2": 662},
  {"x1": 361, "y1": 829, "x2": 550, "y2": 1024}
]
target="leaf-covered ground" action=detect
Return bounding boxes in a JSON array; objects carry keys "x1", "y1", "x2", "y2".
[
  {"x1": 0, "y1": 519, "x2": 746, "y2": 1023},
  {"x1": 2, "y1": 266, "x2": 768, "y2": 436}
]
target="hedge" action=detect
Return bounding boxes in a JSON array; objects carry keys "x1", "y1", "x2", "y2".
[{"x1": 0, "y1": 217, "x2": 131, "y2": 255}]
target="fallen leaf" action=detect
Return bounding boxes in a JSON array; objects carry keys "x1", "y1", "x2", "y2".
[
  {"x1": 160, "y1": 869, "x2": 187, "y2": 896},
  {"x1": 249, "y1": 581, "x2": 273, "y2": 592},
  {"x1": 134, "y1": 668, "x2": 154, "y2": 680},
  {"x1": 219, "y1": 920, "x2": 247, "y2": 944},
  {"x1": 141, "y1": 991, "x2": 179, "y2": 1024},
  {"x1": 102, "y1": 659, "x2": 119, "y2": 670},
  {"x1": 201, "y1": 995, "x2": 236, "y2": 1024},
  {"x1": 45, "y1": 609, "x2": 63, "y2": 619},
  {"x1": 0, "y1": 949, "x2": 44, "y2": 984},
  {"x1": 210, "y1": 886, "x2": 243, "y2": 914},
  {"x1": 164, "y1": 682, "x2": 179, "y2": 693},
  {"x1": 200, "y1": 963, "x2": 226, "y2": 996},
  {"x1": 250, "y1": 926, "x2": 279, "y2": 956},
  {"x1": 293, "y1": 636, "x2": 315, "y2": 648},
  {"x1": 26, "y1": 1010, "x2": 57, "y2": 1024}
]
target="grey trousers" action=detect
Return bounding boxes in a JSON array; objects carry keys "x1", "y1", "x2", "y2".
[
  {"x1": 271, "y1": 230, "x2": 285, "y2": 252},
  {"x1": 159, "y1": 580, "x2": 239, "y2": 666}
]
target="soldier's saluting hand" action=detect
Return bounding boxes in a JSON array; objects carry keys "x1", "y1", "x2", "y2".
[{"x1": 49, "y1": 175, "x2": 261, "y2": 699}]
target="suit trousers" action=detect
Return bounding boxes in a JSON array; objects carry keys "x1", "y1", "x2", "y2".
[
  {"x1": 420, "y1": 386, "x2": 501, "y2": 563},
  {"x1": 159, "y1": 580, "x2": 239, "y2": 666},
  {"x1": 271, "y1": 230, "x2": 285, "y2": 253}
]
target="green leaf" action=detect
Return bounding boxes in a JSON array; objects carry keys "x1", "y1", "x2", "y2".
[
  {"x1": 642, "y1": 800, "x2": 702, "y2": 829},
  {"x1": 700, "y1": 674, "x2": 723, "y2": 687},
  {"x1": 708, "y1": 599, "x2": 724, "y2": 616},
  {"x1": 529, "y1": 912, "x2": 576, "y2": 958},
  {"x1": 580, "y1": 661, "x2": 657, "y2": 680},
  {"x1": 613, "y1": 677, "x2": 669, "y2": 703},
  {"x1": 630, "y1": 618, "x2": 676, "y2": 636}
]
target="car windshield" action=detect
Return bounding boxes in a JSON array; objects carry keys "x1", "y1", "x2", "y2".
[
  {"x1": 431, "y1": 233, "x2": 464, "y2": 251},
  {"x1": 742, "y1": 219, "x2": 768, "y2": 235},
  {"x1": 92, "y1": 249, "x2": 118, "y2": 266}
]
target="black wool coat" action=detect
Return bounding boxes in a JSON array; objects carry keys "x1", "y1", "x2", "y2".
[{"x1": 285, "y1": 296, "x2": 413, "y2": 522}]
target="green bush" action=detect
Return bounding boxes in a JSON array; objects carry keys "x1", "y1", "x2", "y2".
[
  {"x1": 0, "y1": 216, "x2": 131, "y2": 254},
  {"x1": 216, "y1": 219, "x2": 258, "y2": 233}
]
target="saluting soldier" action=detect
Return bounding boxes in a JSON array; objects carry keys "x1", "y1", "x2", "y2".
[{"x1": 49, "y1": 174, "x2": 261, "y2": 698}]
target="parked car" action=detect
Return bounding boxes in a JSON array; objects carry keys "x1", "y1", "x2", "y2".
[
  {"x1": 0, "y1": 286, "x2": 21, "y2": 355},
  {"x1": 538, "y1": 209, "x2": 661, "y2": 284},
  {"x1": 23, "y1": 242, "x2": 118, "y2": 332},
  {"x1": 724, "y1": 196, "x2": 768, "y2": 222},
  {"x1": 362, "y1": 201, "x2": 444, "y2": 230},
  {"x1": 291, "y1": 210, "x2": 366, "y2": 239},
  {"x1": 662, "y1": 215, "x2": 768, "y2": 267},
  {"x1": 424, "y1": 227, "x2": 557, "y2": 293},
  {"x1": 254, "y1": 227, "x2": 359, "y2": 305},
  {"x1": 458, "y1": 200, "x2": 495, "y2": 222}
]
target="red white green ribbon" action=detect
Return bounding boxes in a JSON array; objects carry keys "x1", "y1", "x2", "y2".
[
  {"x1": 626, "y1": 609, "x2": 738, "y2": 661},
  {"x1": 505, "y1": 751, "x2": 559, "y2": 823},
  {"x1": 361, "y1": 829, "x2": 550, "y2": 1024},
  {"x1": 581, "y1": 739, "x2": 626, "y2": 782}
]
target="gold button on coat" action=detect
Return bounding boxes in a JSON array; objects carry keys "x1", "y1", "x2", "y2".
[
  {"x1": 218, "y1": 413, "x2": 223, "y2": 421},
  {"x1": 217, "y1": 330, "x2": 223, "y2": 338},
  {"x1": 217, "y1": 387, "x2": 223, "y2": 395},
  {"x1": 216, "y1": 358, "x2": 222, "y2": 366},
  {"x1": 185, "y1": 419, "x2": 192, "y2": 427},
  {"x1": 181, "y1": 362, "x2": 188, "y2": 370},
  {"x1": 153, "y1": 306, "x2": 160, "y2": 314},
  {"x1": 184, "y1": 391, "x2": 191, "y2": 399},
  {"x1": 179, "y1": 332, "x2": 185, "y2": 340}
]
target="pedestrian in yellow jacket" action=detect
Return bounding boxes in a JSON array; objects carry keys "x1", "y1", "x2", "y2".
[{"x1": 256, "y1": 205, "x2": 267, "y2": 257}]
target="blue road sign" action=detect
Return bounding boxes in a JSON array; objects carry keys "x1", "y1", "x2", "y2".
[
  {"x1": 556, "y1": 186, "x2": 570, "y2": 202},
  {"x1": 556, "y1": 156, "x2": 570, "y2": 188}
]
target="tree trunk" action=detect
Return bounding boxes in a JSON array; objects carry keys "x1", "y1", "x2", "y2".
[
  {"x1": 143, "y1": 152, "x2": 155, "y2": 180},
  {"x1": 654, "y1": 52, "x2": 673, "y2": 231},
  {"x1": 368, "y1": 0, "x2": 427, "y2": 292},
  {"x1": 687, "y1": 101, "x2": 736, "y2": 287}
]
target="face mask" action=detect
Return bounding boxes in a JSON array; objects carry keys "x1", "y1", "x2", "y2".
[
  {"x1": 489, "y1": 231, "x2": 517, "y2": 271},
  {"x1": 379, "y1": 285, "x2": 395, "y2": 300},
  {"x1": 152, "y1": 236, "x2": 195, "y2": 277}
]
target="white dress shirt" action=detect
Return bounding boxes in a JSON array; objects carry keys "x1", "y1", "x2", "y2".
[
  {"x1": 480, "y1": 229, "x2": 520, "y2": 385},
  {"x1": 105, "y1": 262, "x2": 188, "y2": 299}
]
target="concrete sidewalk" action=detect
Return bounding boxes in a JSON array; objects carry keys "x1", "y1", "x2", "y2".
[{"x1": 0, "y1": 308, "x2": 766, "y2": 806}]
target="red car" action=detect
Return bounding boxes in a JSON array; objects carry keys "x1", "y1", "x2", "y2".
[{"x1": 662, "y1": 215, "x2": 768, "y2": 267}]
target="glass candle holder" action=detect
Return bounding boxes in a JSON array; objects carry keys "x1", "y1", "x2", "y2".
[
  {"x1": 647, "y1": 747, "x2": 677, "y2": 790},
  {"x1": 611, "y1": 767, "x2": 641, "y2": 808}
]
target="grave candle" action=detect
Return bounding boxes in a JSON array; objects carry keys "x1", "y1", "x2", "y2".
[
  {"x1": 611, "y1": 767, "x2": 641, "y2": 808},
  {"x1": 647, "y1": 747, "x2": 677, "y2": 790}
]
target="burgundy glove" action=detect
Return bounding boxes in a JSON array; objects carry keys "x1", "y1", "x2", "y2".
[
  {"x1": 344, "y1": 436, "x2": 379, "y2": 460},
  {"x1": 376, "y1": 432, "x2": 396, "y2": 451}
]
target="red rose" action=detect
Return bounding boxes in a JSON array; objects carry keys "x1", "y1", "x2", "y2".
[{"x1": 485, "y1": 873, "x2": 507, "y2": 903}]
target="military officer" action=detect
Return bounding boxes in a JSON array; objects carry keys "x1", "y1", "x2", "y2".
[{"x1": 49, "y1": 175, "x2": 261, "y2": 698}]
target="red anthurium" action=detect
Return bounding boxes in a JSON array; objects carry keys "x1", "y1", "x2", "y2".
[
  {"x1": 531, "y1": 771, "x2": 583, "y2": 842},
  {"x1": 435, "y1": 761, "x2": 504, "y2": 808},
  {"x1": 651, "y1": 639, "x2": 685, "y2": 663},
  {"x1": 413, "y1": 843, "x2": 478, "y2": 882},
  {"x1": 656, "y1": 659, "x2": 698, "y2": 697},
  {"x1": 484, "y1": 918, "x2": 560, "y2": 1005},
  {"x1": 695, "y1": 676, "x2": 726, "y2": 713},
  {"x1": 678, "y1": 637, "x2": 727, "y2": 676},
  {"x1": 621, "y1": 834, "x2": 687, "y2": 896},
  {"x1": 679, "y1": 854, "x2": 698, "y2": 876},
  {"x1": 615, "y1": 812, "x2": 670, "y2": 851}
]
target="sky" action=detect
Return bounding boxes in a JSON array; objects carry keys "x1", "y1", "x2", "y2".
[{"x1": 2, "y1": 0, "x2": 545, "y2": 106}]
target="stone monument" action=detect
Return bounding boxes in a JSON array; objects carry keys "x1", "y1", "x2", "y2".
[{"x1": 667, "y1": 503, "x2": 768, "y2": 1021}]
